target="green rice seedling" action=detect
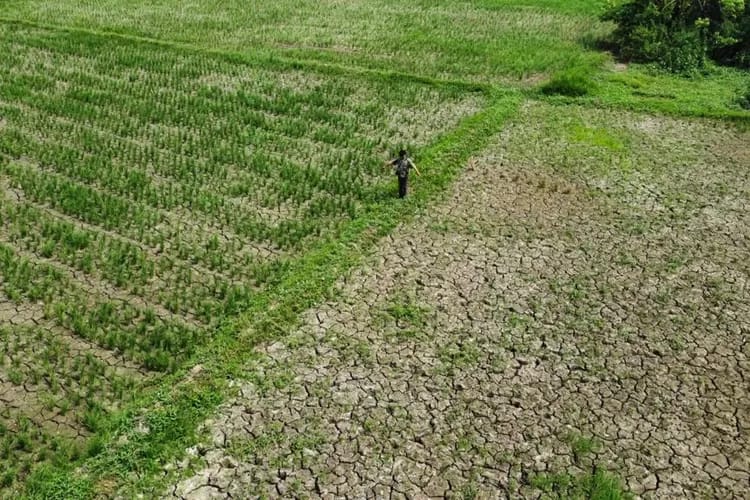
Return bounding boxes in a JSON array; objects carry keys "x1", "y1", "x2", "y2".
[
  {"x1": 7, "y1": 369, "x2": 23, "y2": 386},
  {"x1": 80, "y1": 399, "x2": 106, "y2": 433},
  {"x1": 49, "y1": 373, "x2": 61, "y2": 395},
  {"x1": 70, "y1": 392, "x2": 82, "y2": 408},
  {"x1": 85, "y1": 435, "x2": 105, "y2": 458},
  {"x1": 144, "y1": 348, "x2": 171, "y2": 372},
  {"x1": 0, "y1": 469, "x2": 14, "y2": 488},
  {"x1": 13, "y1": 432, "x2": 32, "y2": 453},
  {"x1": 57, "y1": 398, "x2": 72, "y2": 416}
]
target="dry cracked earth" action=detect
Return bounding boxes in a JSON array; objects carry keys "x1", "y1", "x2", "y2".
[{"x1": 166, "y1": 103, "x2": 750, "y2": 499}]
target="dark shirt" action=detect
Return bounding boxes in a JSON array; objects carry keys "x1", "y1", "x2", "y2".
[{"x1": 391, "y1": 157, "x2": 415, "y2": 178}]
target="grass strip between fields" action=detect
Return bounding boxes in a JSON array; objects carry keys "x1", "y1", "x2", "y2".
[
  {"x1": 542, "y1": 91, "x2": 750, "y2": 128},
  {"x1": 19, "y1": 87, "x2": 522, "y2": 498}
]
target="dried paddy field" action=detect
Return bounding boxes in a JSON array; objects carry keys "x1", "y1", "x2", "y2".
[
  {"x1": 167, "y1": 104, "x2": 750, "y2": 498},
  {"x1": 0, "y1": 1, "x2": 749, "y2": 499}
]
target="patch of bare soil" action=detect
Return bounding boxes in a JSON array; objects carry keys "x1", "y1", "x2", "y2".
[{"x1": 0, "y1": 377, "x2": 87, "y2": 439}]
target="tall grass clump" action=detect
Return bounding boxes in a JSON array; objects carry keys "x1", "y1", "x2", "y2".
[
  {"x1": 531, "y1": 467, "x2": 632, "y2": 499},
  {"x1": 541, "y1": 66, "x2": 597, "y2": 96}
]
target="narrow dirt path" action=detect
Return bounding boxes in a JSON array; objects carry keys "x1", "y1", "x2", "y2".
[{"x1": 166, "y1": 103, "x2": 750, "y2": 499}]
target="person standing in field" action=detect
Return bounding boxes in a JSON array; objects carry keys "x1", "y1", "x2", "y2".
[{"x1": 385, "y1": 149, "x2": 420, "y2": 198}]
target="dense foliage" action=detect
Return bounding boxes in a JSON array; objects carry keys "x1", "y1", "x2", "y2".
[{"x1": 603, "y1": 0, "x2": 750, "y2": 72}]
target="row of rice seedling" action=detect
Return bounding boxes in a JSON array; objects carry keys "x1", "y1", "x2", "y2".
[
  {"x1": 0, "y1": 160, "x2": 162, "y2": 234},
  {"x1": 1, "y1": 222, "x2": 250, "y2": 328},
  {"x1": 0, "y1": 325, "x2": 139, "y2": 418},
  {"x1": 2, "y1": 26, "x2": 469, "y2": 169},
  {"x1": 0, "y1": 414, "x2": 87, "y2": 490},
  {"x1": 0, "y1": 123, "x2": 357, "y2": 257},
  {"x1": 0, "y1": 92, "x2": 364, "y2": 251},
  {"x1": 0, "y1": 199, "x2": 278, "y2": 328},
  {"x1": 0, "y1": 48, "x2": 476, "y2": 272},
  {"x1": 0, "y1": 23, "x2": 484, "y2": 369},
  {"x1": 0, "y1": 155, "x2": 270, "y2": 278},
  {"x1": 5, "y1": 64, "x2": 369, "y2": 158},
  {"x1": 1, "y1": 73, "x2": 376, "y2": 209},
  {"x1": 0, "y1": 243, "x2": 202, "y2": 372},
  {"x1": 1, "y1": 175, "x2": 268, "y2": 280},
  {"x1": 2, "y1": 200, "x2": 156, "y2": 289}
]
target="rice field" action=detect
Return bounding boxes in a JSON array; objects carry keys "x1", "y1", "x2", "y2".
[
  {"x1": 1, "y1": 0, "x2": 610, "y2": 83},
  {"x1": 0, "y1": 22, "x2": 483, "y2": 491},
  {"x1": 0, "y1": 0, "x2": 748, "y2": 497}
]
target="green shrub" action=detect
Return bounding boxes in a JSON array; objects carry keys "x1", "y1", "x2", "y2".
[
  {"x1": 603, "y1": 0, "x2": 749, "y2": 72},
  {"x1": 659, "y1": 27, "x2": 709, "y2": 73},
  {"x1": 541, "y1": 68, "x2": 597, "y2": 97},
  {"x1": 711, "y1": 0, "x2": 750, "y2": 66},
  {"x1": 733, "y1": 6, "x2": 750, "y2": 66},
  {"x1": 738, "y1": 85, "x2": 750, "y2": 109}
]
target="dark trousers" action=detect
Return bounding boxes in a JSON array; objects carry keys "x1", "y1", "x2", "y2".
[{"x1": 398, "y1": 175, "x2": 408, "y2": 198}]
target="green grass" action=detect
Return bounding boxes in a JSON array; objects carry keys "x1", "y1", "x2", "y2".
[
  {"x1": 541, "y1": 66, "x2": 598, "y2": 96},
  {"x1": 530, "y1": 467, "x2": 632, "y2": 500},
  {"x1": 570, "y1": 124, "x2": 626, "y2": 151},
  {"x1": 543, "y1": 63, "x2": 750, "y2": 124},
  {"x1": 438, "y1": 340, "x2": 482, "y2": 372},
  {"x1": 527, "y1": 435, "x2": 618, "y2": 498},
  {"x1": 0, "y1": 0, "x2": 610, "y2": 84},
  {"x1": 379, "y1": 294, "x2": 431, "y2": 342},
  {"x1": 565, "y1": 432, "x2": 600, "y2": 463},
  {"x1": 23, "y1": 466, "x2": 92, "y2": 500}
]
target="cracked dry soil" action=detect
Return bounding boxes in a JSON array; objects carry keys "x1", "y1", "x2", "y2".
[{"x1": 167, "y1": 103, "x2": 750, "y2": 499}]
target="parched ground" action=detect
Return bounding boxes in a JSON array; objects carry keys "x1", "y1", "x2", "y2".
[{"x1": 166, "y1": 102, "x2": 750, "y2": 499}]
